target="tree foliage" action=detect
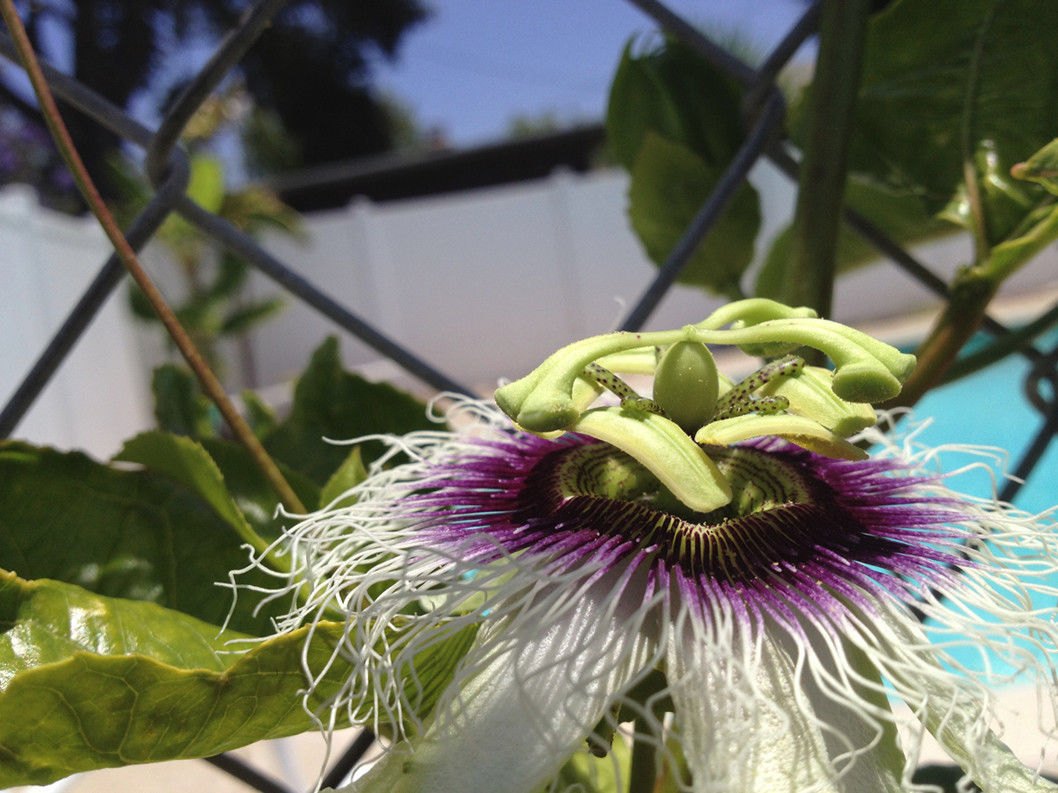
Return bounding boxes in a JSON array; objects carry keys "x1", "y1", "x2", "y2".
[{"x1": 1, "y1": 0, "x2": 428, "y2": 200}]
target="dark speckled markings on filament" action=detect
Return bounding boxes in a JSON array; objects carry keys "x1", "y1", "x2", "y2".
[{"x1": 714, "y1": 354, "x2": 805, "y2": 420}]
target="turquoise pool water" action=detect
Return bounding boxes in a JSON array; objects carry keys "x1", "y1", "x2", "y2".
[
  {"x1": 905, "y1": 331, "x2": 1057, "y2": 681},
  {"x1": 913, "y1": 335, "x2": 1057, "y2": 515}
]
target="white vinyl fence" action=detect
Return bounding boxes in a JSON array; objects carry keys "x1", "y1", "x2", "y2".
[
  {"x1": 3, "y1": 164, "x2": 1057, "y2": 458},
  {"x1": 0, "y1": 185, "x2": 153, "y2": 455}
]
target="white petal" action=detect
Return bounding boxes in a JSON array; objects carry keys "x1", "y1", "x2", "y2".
[
  {"x1": 666, "y1": 620, "x2": 904, "y2": 793},
  {"x1": 864, "y1": 607, "x2": 1058, "y2": 793},
  {"x1": 342, "y1": 581, "x2": 659, "y2": 793}
]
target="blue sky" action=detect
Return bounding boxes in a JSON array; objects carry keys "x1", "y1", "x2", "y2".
[{"x1": 372, "y1": 0, "x2": 811, "y2": 146}]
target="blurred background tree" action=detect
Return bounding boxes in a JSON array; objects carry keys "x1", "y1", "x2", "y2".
[{"x1": 0, "y1": 0, "x2": 429, "y2": 202}]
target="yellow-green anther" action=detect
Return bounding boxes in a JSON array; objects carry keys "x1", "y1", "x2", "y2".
[
  {"x1": 713, "y1": 355, "x2": 803, "y2": 420},
  {"x1": 690, "y1": 319, "x2": 916, "y2": 403},
  {"x1": 653, "y1": 341, "x2": 720, "y2": 433},
  {"x1": 695, "y1": 414, "x2": 868, "y2": 461},
  {"x1": 757, "y1": 365, "x2": 877, "y2": 437},
  {"x1": 494, "y1": 301, "x2": 913, "y2": 433},
  {"x1": 572, "y1": 406, "x2": 733, "y2": 513},
  {"x1": 495, "y1": 331, "x2": 676, "y2": 432}
]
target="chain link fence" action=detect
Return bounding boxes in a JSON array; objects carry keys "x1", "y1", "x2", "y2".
[{"x1": 2, "y1": 0, "x2": 1057, "y2": 789}]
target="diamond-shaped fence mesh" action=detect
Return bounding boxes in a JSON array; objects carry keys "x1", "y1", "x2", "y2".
[{"x1": 1, "y1": 0, "x2": 1057, "y2": 790}]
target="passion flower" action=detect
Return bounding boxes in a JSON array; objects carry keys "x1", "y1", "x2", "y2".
[{"x1": 244, "y1": 300, "x2": 1058, "y2": 793}]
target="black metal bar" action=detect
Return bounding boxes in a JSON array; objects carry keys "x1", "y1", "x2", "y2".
[
  {"x1": 0, "y1": 31, "x2": 153, "y2": 147},
  {"x1": 173, "y1": 196, "x2": 473, "y2": 396},
  {"x1": 0, "y1": 155, "x2": 190, "y2": 438},
  {"x1": 319, "y1": 729, "x2": 376, "y2": 790},
  {"x1": 760, "y1": 2, "x2": 821, "y2": 86},
  {"x1": 204, "y1": 753, "x2": 296, "y2": 793},
  {"x1": 624, "y1": 0, "x2": 759, "y2": 87},
  {"x1": 999, "y1": 345, "x2": 1058, "y2": 503},
  {"x1": 146, "y1": 0, "x2": 294, "y2": 184},
  {"x1": 618, "y1": 90, "x2": 785, "y2": 331}
]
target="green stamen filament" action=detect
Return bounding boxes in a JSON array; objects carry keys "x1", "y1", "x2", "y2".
[
  {"x1": 583, "y1": 362, "x2": 666, "y2": 416},
  {"x1": 714, "y1": 355, "x2": 804, "y2": 420}
]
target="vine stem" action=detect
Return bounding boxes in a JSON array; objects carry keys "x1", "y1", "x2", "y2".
[
  {"x1": 783, "y1": 0, "x2": 872, "y2": 319},
  {"x1": 628, "y1": 733, "x2": 659, "y2": 793},
  {"x1": 0, "y1": 1, "x2": 307, "y2": 521},
  {"x1": 884, "y1": 271, "x2": 998, "y2": 410}
]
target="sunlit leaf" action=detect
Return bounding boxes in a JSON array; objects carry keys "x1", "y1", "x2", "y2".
[
  {"x1": 1, "y1": 572, "x2": 479, "y2": 786},
  {"x1": 263, "y1": 337, "x2": 438, "y2": 485},
  {"x1": 0, "y1": 571, "x2": 346, "y2": 786},
  {"x1": 627, "y1": 134, "x2": 760, "y2": 297},
  {"x1": 607, "y1": 37, "x2": 747, "y2": 170}
]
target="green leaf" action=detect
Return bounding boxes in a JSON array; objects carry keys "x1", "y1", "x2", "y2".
[
  {"x1": 186, "y1": 155, "x2": 226, "y2": 213},
  {"x1": 0, "y1": 442, "x2": 281, "y2": 634},
  {"x1": 1012, "y1": 137, "x2": 1058, "y2": 195},
  {"x1": 151, "y1": 364, "x2": 217, "y2": 439},
  {"x1": 627, "y1": 134, "x2": 760, "y2": 296},
  {"x1": 606, "y1": 37, "x2": 762, "y2": 297},
  {"x1": 263, "y1": 337, "x2": 438, "y2": 485},
  {"x1": 755, "y1": 174, "x2": 952, "y2": 298},
  {"x1": 199, "y1": 437, "x2": 320, "y2": 533},
  {"x1": 849, "y1": 0, "x2": 1058, "y2": 214},
  {"x1": 320, "y1": 447, "x2": 368, "y2": 508},
  {"x1": 114, "y1": 431, "x2": 257, "y2": 545},
  {"x1": 159, "y1": 155, "x2": 226, "y2": 254},
  {"x1": 220, "y1": 297, "x2": 286, "y2": 336},
  {"x1": 606, "y1": 37, "x2": 746, "y2": 170},
  {"x1": 205, "y1": 255, "x2": 251, "y2": 302},
  {"x1": 242, "y1": 389, "x2": 279, "y2": 437},
  {"x1": 1, "y1": 571, "x2": 480, "y2": 786},
  {"x1": 984, "y1": 202, "x2": 1058, "y2": 282},
  {"x1": 220, "y1": 186, "x2": 304, "y2": 238},
  {"x1": 607, "y1": 40, "x2": 684, "y2": 170},
  {"x1": 938, "y1": 140, "x2": 1038, "y2": 244},
  {"x1": 126, "y1": 281, "x2": 159, "y2": 322},
  {"x1": 0, "y1": 570, "x2": 347, "y2": 786}
]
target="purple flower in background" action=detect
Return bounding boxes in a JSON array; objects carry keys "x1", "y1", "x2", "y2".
[
  {"x1": 0, "y1": 108, "x2": 78, "y2": 210},
  {"x1": 245, "y1": 302, "x2": 1058, "y2": 793}
]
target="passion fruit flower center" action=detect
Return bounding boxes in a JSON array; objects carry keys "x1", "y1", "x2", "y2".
[
  {"x1": 494, "y1": 298, "x2": 914, "y2": 514},
  {"x1": 529, "y1": 440, "x2": 828, "y2": 580}
]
